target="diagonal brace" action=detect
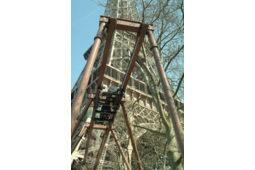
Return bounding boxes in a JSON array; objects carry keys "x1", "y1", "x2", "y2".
[
  {"x1": 93, "y1": 125, "x2": 112, "y2": 170},
  {"x1": 111, "y1": 130, "x2": 131, "y2": 170},
  {"x1": 121, "y1": 102, "x2": 143, "y2": 170},
  {"x1": 121, "y1": 24, "x2": 149, "y2": 90},
  {"x1": 71, "y1": 99, "x2": 93, "y2": 139}
]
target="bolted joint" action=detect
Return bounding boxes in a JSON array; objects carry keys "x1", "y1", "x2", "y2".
[{"x1": 137, "y1": 23, "x2": 144, "y2": 37}]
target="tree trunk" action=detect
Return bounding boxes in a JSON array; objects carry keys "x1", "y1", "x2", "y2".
[{"x1": 165, "y1": 125, "x2": 183, "y2": 170}]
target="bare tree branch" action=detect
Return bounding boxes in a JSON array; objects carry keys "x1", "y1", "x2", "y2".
[
  {"x1": 173, "y1": 73, "x2": 184, "y2": 98},
  {"x1": 134, "y1": 125, "x2": 166, "y2": 137},
  {"x1": 157, "y1": 45, "x2": 184, "y2": 86}
]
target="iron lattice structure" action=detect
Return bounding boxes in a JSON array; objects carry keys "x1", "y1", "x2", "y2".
[{"x1": 71, "y1": 0, "x2": 184, "y2": 169}]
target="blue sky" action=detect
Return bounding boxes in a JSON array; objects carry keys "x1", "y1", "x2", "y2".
[{"x1": 71, "y1": 0, "x2": 105, "y2": 89}]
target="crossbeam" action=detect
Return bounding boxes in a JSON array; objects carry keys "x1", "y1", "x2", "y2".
[
  {"x1": 93, "y1": 125, "x2": 112, "y2": 170},
  {"x1": 100, "y1": 16, "x2": 154, "y2": 33},
  {"x1": 84, "y1": 123, "x2": 115, "y2": 130}
]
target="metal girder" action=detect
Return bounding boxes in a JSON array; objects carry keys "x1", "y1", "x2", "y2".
[
  {"x1": 147, "y1": 30, "x2": 184, "y2": 159},
  {"x1": 121, "y1": 24, "x2": 149, "y2": 90},
  {"x1": 84, "y1": 123, "x2": 115, "y2": 130},
  {"x1": 71, "y1": 21, "x2": 106, "y2": 134},
  {"x1": 100, "y1": 16, "x2": 154, "y2": 33},
  {"x1": 71, "y1": 15, "x2": 185, "y2": 169},
  {"x1": 71, "y1": 99, "x2": 93, "y2": 139},
  {"x1": 72, "y1": 123, "x2": 115, "y2": 154},
  {"x1": 111, "y1": 130, "x2": 131, "y2": 170},
  {"x1": 82, "y1": 120, "x2": 95, "y2": 164},
  {"x1": 121, "y1": 102, "x2": 143, "y2": 170},
  {"x1": 98, "y1": 18, "x2": 117, "y2": 88},
  {"x1": 82, "y1": 19, "x2": 117, "y2": 165},
  {"x1": 71, "y1": 127, "x2": 88, "y2": 154},
  {"x1": 93, "y1": 125, "x2": 112, "y2": 170}
]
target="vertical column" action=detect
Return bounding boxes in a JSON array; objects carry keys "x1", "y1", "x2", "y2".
[
  {"x1": 121, "y1": 103, "x2": 143, "y2": 170},
  {"x1": 147, "y1": 30, "x2": 184, "y2": 158},
  {"x1": 71, "y1": 21, "x2": 106, "y2": 134}
]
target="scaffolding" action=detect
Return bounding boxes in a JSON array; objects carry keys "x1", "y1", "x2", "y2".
[{"x1": 71, "y1": 15, "x2": 184, "y2": 170}]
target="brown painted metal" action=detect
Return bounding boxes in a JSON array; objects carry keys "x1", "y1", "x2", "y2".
[
  {"x1": 100, "y1": 16, "x2": 154, "y2": 32},
  {"x1": 98, "y1": 18, "x2": 117, "y2": 88},
  {"x1": 121, "y1": 24, "x2": 149, "y2": 90},
  {"x1": 72, "y1": 16, "x2": 184, "y2": 169},
  {"x1": 71, "y1": 99, "x2": 93, "y2": 139},
  {"x1": 121, "y1": 102, "x2": 143, "y2": 170},
  {"x1": 111, "y1": 130, "x2": 131, "y2": 170},
  {"x1": 93, "y1": 125, "x2": 112, "y2": 170},
  {"x1": 82, "y1": 19, "x2": 118, "y2": 165},
  {"x1": 82, "y1": 120, "x2": 95, "y2": 164},
  {"x1": 71, "y1": 21, "x2": 106, "y2": 134},
  {"x1": 84, "y1": 123, "x2": 115, "y2": 130},
  {"x1": 71, "y1": 127, "x2": 88, "y2": 154},
  {"x1": 147, "y1": 30, "x2": 184, "y2": 158}
]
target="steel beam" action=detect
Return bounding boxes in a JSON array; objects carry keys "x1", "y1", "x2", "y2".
[
  {"x1": 82, "y1": 103, "x2": 98, "y2": 165},
  {"x1": 84, "y1": 123, "x2": 115, "y2": 130},
  {"x1": 98, "y1": 18, "x2": 117, "y2": 88},
  {"x1": 82, "y1": 19, "x2": 117, "y2": 165},
  {"x1": 72, "y1": 16, "x2": 184, "y2": 169},
  {"x1": 71, "y1": 99, "x2": 93, "y2": 139},
  {"x1": 147, "y1": 30, "x2": 184, "y2": 158},
  {"x1": 82, "y1": 120, "x2": 95, "y2": 164},
  {"x1": 111, "y1": 130, "x2": 131, "y2": 170},
  {"x1": 121, "y1": 103, "x2": 143, "y2": 170},
  {"x1": 93, "y1": 125, "x2": 112, "y2": 170},
  {"x1": 71, "y1": 127, "x2": 88, "y2": 154},
  {"x1": 121, "y1": 24, "x2": 149, "y2": 90},
  {"x1": 71, "y1": 21, "x2": 106, "y2": 134},
  {"x1": 100, "y1": 16, "x2": 154, "y2": 33}
]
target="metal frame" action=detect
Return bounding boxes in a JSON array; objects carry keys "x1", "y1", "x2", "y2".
[
  {"x1": 71, "y1": 15, "x2": 184, "y2": 169},
  {"x1": 111, "y1": 130, "x2": 131, "y2": 170},
  {"x1": 71, "y1": 99, "x2": 93, "y2": 139},
  {"x1": 71, "y1": 21, "x2": 106, "y2": 134},
  {"x1": 147, "y1": 30, "x2": 184, "y2": 157}
]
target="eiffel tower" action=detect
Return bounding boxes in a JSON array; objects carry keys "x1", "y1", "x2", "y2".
[{"x1": 71, "y1": 0, "x2": 184, "y2": 169}]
